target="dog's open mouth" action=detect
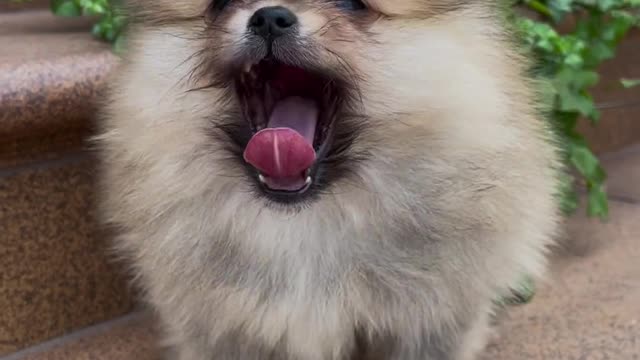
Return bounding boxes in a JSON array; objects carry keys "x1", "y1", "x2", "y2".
[{"x1": 236, "y1": 60, "x2": 340, "y2": 195}]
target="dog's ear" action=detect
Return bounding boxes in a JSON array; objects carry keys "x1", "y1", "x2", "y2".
[{"x1": 366, "y1": 0, "x2": 472, "y2": 16}]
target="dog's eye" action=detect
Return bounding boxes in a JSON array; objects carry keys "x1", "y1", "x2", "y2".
[
  {"x1": 337, "y1": 0, "x2": 367, "y2": 11},
  {"x1": 212, "y1": 0, "x2": 231, "y2": 11}
]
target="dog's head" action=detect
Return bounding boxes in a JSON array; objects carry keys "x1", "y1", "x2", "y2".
[{"x1": 106, "y1": 0, "x2": 521, "y2": 212}]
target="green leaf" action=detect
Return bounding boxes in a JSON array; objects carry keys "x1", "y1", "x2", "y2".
[
  {"x1": 621, "y1": 78, "x2": 640, "y2": 88},
  {"x1": 583, "y1": 41, "x2": 616, "y2": 67},
  {"x1": 497, "y1": 275, "x2": 537, "y2": 306},
  {"x1": 51, "y1": 0, "x2": 82, "y2": 17},
  {"x1": 553, "y1": 68, "x2": 600, "y2": 119},
  {"x1": 555, "y1": 68, "x2": 600, "y2": 90},
  {"x1": 556, "y1": 90, "x2": 599, "y2": 119},
  {"x1": 588, "y1": 186, "x2": 609, "y2": 219},
  {"x1": 560, "y1": 188, "x2": 579, "y2": 215},
  {"x1": 112, "y1": 33, "x2": 127, "y2": 55},
  {"x1": 569, "y1": 138, "x2": 606, "y2": 184}
]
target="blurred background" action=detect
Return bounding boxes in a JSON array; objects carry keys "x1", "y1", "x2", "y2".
[{"x1": 0, "y1": 1, "x2": 638, "y2": 359}]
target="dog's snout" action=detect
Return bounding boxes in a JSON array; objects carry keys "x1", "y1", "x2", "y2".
[{"x1": 248, "y1": 6, "x2": 297, "y2": 39}]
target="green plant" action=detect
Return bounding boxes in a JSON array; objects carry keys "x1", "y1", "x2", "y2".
[
  {"x1": 10, "y1": 0, "x2": 127, "y2": 51},
  {"x1": 514, "y1": 0, "x2": 640, "y2": 219},
  {"x1": 9, "y1": 0, "x2": 640, "y2": 219}
]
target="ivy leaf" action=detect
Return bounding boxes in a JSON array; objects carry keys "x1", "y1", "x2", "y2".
[
  {"x1": 558, "y1": 91, "x2": 598, "y2": 119},
  {"x1": 621, "y1": 78, "x2": 640, "y2": 88},
  {"x1": 569, "y1": 136, "x2": 606, "y2": 185},
  {"x1": 557, "y1": 171, "x2": 579, "y2": 215},
  {"x1": 588, "y1": 186, "x2": 609, "y2": 219},
  {"x1": 78, "y1": 0, "x2": 108, "y2": 15},
  {"x1": 553, "y1": 68, "x2": 600, "y2": 120},
  {"x1": 547, "y1": 0, "x2": 573, "y2": 22},
  {"x1": 554, "y1": 68, "x2": 599, "y2": 90},
  {"x1": 113, "y1": 33, "x2": 127, "y2": 55},
  {"x1": 583, "y1": 40, "x2": 616, "y2": 67},
  {"x1": 51, "y1": 0, "x2": 82, "y2": 16}
]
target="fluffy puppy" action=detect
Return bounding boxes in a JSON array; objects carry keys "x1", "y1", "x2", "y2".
[{"x1": 95, "y1": 0, "x2": 561, "y2": 359}]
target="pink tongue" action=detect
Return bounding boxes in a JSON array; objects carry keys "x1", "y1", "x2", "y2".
[{"x1": 243, "y1": 97, "x2": 318, "y2": 179}]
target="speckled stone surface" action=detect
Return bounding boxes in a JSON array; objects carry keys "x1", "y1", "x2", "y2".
[
  {"x1": 0, "y1": 11, "x2": 118, "y2": 167},
  {"x1": 0, "y1": 158, "x2": 135, "y2": 355},
  {"x1": 6, "y1": 198, "x2": 638, "y2": 360},
  {"x1": 0, "y1": 12, "x2": 132, "y2": 353},
  {"x1": 0, "y1": 132, "x2": 87, "y2": 168}
]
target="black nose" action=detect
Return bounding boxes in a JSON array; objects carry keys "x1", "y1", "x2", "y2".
[{"x1": 248, "y1": 6, "x2": 297, "y2": 39}]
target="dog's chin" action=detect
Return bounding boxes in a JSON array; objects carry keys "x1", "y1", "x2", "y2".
[{"x1": 226, "y1": 56, "x2": 357, "y2": 206}]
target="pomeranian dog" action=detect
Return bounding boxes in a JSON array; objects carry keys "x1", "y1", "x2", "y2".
[{"x1": 96, "y1": 0, "x2": 561, "y2": 359}]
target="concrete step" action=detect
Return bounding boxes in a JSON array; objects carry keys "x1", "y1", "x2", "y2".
[
  {"x1": 0, "y1": 10, "x2": 113, "y2": 168},
  {"x1": 0, "y1": 10, "x2": 133, "y2": 356},
  {"x1": 0, "y1": 0, "x2": 49, "y2": 13}
]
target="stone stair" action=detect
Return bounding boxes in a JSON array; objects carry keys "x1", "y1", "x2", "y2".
[
  {"x1": 1, "y1": 7, "x2": 639, "y2": 360},
  {"x1": 0, "y1": 8, "x2": 134, "y2": 358}
]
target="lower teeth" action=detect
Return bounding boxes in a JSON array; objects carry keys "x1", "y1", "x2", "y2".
[{"x1": 256, "y1": 174, "x2": 313, "y2": 186}]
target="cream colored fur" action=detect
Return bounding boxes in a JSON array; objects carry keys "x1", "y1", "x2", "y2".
[{"x1": 96, "y1": 1, "x2": 561, "y2": 359}]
